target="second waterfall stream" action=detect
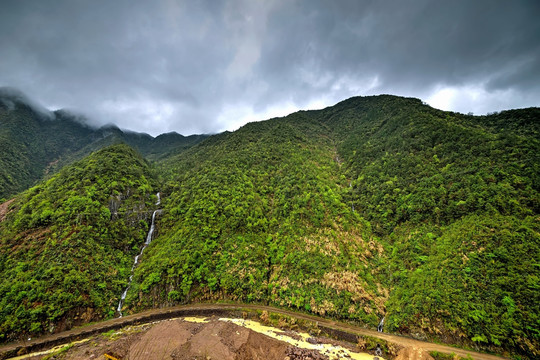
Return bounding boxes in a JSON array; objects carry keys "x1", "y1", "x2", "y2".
[{"x1": 117, "y1": 193, "x2": 161, "y2": 317}]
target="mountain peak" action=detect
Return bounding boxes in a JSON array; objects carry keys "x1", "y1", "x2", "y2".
[{"x1": 0, "y1": 87, "x2": 54, "y2": 119}]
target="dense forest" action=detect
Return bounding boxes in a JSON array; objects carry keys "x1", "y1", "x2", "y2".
[
  {"x1": 319, "y1": 96, "x2": 539, "y2": 355},
  {"x1": 0, "y1": 92, "x2": 538, "y2": 358},
  {"x1": 0, "y1": 145, "x2": 157, "y2": 337},
  {"x1": 132, "y1": 114, "x2": 385, "y2": 325}
]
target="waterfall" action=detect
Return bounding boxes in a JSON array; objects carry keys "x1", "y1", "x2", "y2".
[
  {"x1": 349, "y1": 181, "x2": 354, "y2": 212},
  {"x1": 117, "y1": 195, "x2": 161, "y2": 317},
  {"x1": 377, "y1": 316, "x2": 385, "y2": 332},
  {"x1": 156, "y1": 192, "x2": 161, "y2": 206}
]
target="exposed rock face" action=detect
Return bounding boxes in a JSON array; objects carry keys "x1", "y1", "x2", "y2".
[
  {"x1": 0, "y1": 199, "x2": 14, "y2": 222},
  {"x1": 285, "y1": 346, "x2": 329, "y2": 359}
]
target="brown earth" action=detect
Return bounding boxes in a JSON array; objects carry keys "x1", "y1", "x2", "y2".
[
  {"x1": 0, "y1": 303, "x2": 509, "y2": 360},
  {"x1": 18, "y1": 318, "x2": 328, "y2": 360},
  {"x1": 0, "y1": 199, "x2": 14, "y2": 222},
  {"x1": 394, "y1": 347, "x2": 435, "y2": 360}
]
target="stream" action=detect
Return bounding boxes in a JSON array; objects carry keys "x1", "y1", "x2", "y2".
[
  {"x1": 378, "y1": 316, "x2": 384, "y2": 332},
  {"x1": 117, "y1": 193, "x2": 161, "y2": 317}
]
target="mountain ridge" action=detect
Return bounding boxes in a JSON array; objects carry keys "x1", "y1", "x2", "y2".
[{"x1": 0, "y1": 89, "x2": 207, "y2": 199}]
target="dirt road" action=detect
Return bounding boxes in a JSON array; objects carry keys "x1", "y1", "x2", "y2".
[{"x1": 0, "y1": 303, "x2": 507, "y2": 360}]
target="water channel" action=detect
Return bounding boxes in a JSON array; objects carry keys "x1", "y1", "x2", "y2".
[{"x1": 117, "y1": 193, "x2": 161, "y2": 317}]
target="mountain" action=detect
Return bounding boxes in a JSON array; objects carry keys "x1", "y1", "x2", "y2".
[
  {"x1": 136, "y1": 109, "x2": 385, "y2": 321},
  {"x1": 132, "y1": 96, "x2": 538, "y2": 358},
  {"x1": 318, "y1": 96, "x2": 539, "y2": 356},
  {"x1": 0, "y1": 93, "x2": 538, "y2": 358},
  {"x1": 0, "y1": 144, "x2": 157, "y2": 337},
  {"x1": 0, "y1": 88, "x2": 206, "y2": 200}
]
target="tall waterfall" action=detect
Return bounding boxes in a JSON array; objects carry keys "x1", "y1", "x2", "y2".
[
  {"x1": 117, "y1": 195, "x2": 161, "y2": 317},
  {"x1": 377, "y1": 316, "x2": 385, "y2": 332}
]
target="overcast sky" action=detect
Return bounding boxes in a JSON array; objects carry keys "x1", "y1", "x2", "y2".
[{"x1": 1, "y1": 0, "x2": 539, "y2": 136}]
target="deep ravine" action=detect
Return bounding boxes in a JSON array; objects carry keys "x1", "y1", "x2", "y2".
[{"x1": 117, "y1": 193, "x2": 161, "y2": 317}]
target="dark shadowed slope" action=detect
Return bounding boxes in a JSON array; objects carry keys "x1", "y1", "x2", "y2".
[{"x1": 0, "y1": 88, "x2": 206, "y2": 200}]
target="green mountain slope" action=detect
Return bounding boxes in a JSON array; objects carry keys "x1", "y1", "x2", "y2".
[
  {"x1": 0, "y1": 145, "x2": 156, "y2": 341},
  {"x1": 0, "y1": 97, "x2": 97, "y2": 199},
  {"x1": 125, "y1": 96, "x2": 537, "y2": 358},
  {"x1": 129, "y1": 114, "x2": 386, "y2": 324},
  {"x1": 317, "y1": 96, "x2": 539, "y2": 356},
  {"x1": 45, "y1": 125, "x2": 208, "y2": 177},
  {"x1": 0, "y1": 94, "x2": 537, "y2": 358},
  {"x1": 322, "y1": 96, "x2": 538, "y2": 232},
  {"x1": 0, "y1": 89, "x2": 206, "y2": 200}
]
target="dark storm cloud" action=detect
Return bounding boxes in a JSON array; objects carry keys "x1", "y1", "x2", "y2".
[
  {"x1": 1, "y1": 0, "x2": 539, "y2": 135},
  {"x1": 256, "y1": 0, "x2": 540, "y2": 104}
]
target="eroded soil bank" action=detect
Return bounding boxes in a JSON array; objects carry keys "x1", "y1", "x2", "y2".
[
  {"x1": 1, "y1": 304, "x2": 508, "y2": 360},
  {"x1": 10, "y1": 316, "x2": 378, "y2": 360}
]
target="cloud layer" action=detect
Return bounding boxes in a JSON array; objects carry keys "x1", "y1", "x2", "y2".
[{"x1": 1, "y1": 0, "x2": 539, "y2": 135}]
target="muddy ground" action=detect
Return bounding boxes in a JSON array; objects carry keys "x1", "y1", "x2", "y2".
[
  {"x1": 3, "y1": 303, "x2": 506, "y2": 360},
  {"x1": 20, "y1": 317, "x2": 368, "y2": 360}
]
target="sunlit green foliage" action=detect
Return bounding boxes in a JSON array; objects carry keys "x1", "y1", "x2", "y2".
[{"x1": 0, "y1": 145, "x2": 156, "y2": 341}]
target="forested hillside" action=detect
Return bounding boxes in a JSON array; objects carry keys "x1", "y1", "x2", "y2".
[
  {"x1": 0, "y1": 145, "x2": 157, "y2": 341},
  {"x1": 0, "y1": 96, "x2": 97, "y2": 200},
  {"x1": 127, "y1": 96, "x2": 537, "y2": 357},
  {"x1": 130, "y1": 114, "x2": 386, "y2": 326},
  {"x1": 318, "y1": 96, "x2": 539, "y2": 356},
  {"x1": 0, "y1": 93, "x2": 537, "y2": 358}
]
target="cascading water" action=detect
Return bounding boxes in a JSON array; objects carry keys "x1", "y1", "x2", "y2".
[
  {"x1": 349, "y1": 181, "x2": 354, "y2": 212},
  {"x1": 117, "y1": 194, "x2": 161, "y2": 317},
  {"x1": 377, "y1": 316, "x2": 385, "y2": 332}
]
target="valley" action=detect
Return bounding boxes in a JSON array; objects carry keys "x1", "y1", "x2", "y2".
[{"x1": 0, "y1": 90, "x2": 538, "y2": 359}]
